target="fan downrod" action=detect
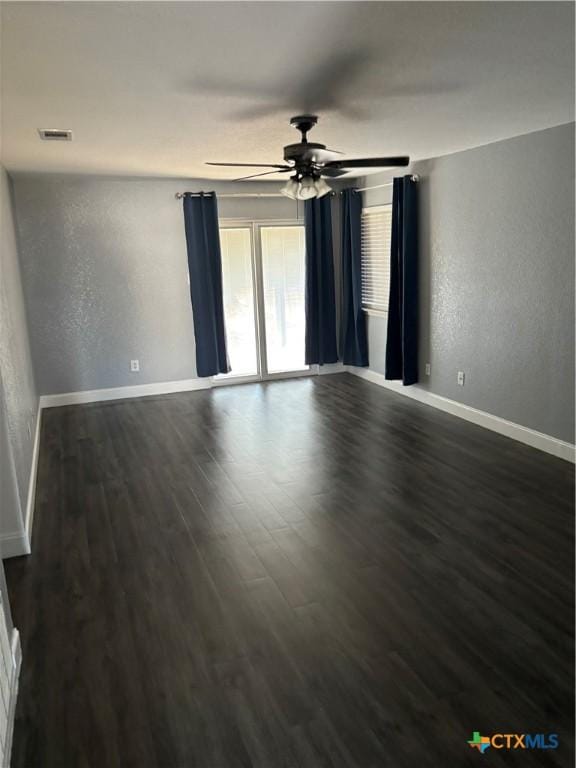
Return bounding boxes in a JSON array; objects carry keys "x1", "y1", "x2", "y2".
[{"x1": 290, "y1": 115, "x2": 318, "y2": 143}]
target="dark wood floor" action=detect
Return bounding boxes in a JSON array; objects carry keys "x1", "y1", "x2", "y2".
[{"x1": 6, "y1": 374, "x2": 574, "y2": 768}]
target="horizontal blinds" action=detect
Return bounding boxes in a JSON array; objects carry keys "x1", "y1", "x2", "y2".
[{"x1": 361, "y1": 206, "x2": 392, "y2": 313}]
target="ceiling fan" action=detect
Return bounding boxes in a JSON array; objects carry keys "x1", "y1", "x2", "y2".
[{"x1": 206, "y1": 115, "x2": 409, "y2": 200}]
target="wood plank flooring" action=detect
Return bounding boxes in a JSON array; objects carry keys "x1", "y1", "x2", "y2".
[{"x1": 5, "y1": 373, "x2": 574, "y2": 767}]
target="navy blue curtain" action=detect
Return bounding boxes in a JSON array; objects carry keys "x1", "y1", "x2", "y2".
[
  {"x1": 385, "y1": 176, "x2": 418, "y2": 385},
  {"x1": 183, "y1": 193, "x2": 230, "y2": 377},
  {"x1": 340, "y1": 189, "x2": 368, "y2": 367},
  {"x1": 304, "y1": 197, "x2": 339, "y2": 365}
]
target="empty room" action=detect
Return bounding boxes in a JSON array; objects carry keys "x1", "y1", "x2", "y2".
[{"x1": 0, "y1": 1, "x2": 574, "y2": 766}]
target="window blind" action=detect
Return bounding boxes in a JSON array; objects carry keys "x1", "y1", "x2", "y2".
[{"x1": 361, "y1": 205, "x2": 392, "y2": 313}]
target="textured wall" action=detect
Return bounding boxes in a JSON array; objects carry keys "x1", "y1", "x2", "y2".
[
  {"x1": 362, "y1": 122, "x2": 575, "y2": 443},
  {"x1": 0, "y1": 165, "x2": 38, "y2": 539},
  {"x1": 11, "y1": 122, "x2": 575, "y2": 443},
  {"x1": 12, "y1": 177, "x2": 302, "y2": 394}
]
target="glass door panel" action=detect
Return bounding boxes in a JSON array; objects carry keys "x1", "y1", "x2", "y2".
[
  {"x1": 260, "y1": 226, "x2": 306, "y2": 374},
  {"x1": 219, "y1": 228, "x2": 258, "y2": 378}
]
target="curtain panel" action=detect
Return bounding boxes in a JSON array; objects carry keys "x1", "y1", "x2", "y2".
[
  {"x1": 340, "y1": 189, "x2": 368, "y2": 367},
  {"x1": 385, "y1": 175, "x2": 418, "y2": 385},
  {"x1": 304, "y1": 196, "x2": 339, "y2": 365},
  {"x1": 182, "y1": 192, "x2": 230, "y2": 377}
]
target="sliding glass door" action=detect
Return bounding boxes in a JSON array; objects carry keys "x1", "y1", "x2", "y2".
[
  {"x1": 218, "y1": 222, "x2": 308, "y2": 382},
  {"x1": 260, "y1": 226, "x2": 306, "y2": 374},
  {"x1": 219, "y1": 228, "x2": 259, "y2": 377}
]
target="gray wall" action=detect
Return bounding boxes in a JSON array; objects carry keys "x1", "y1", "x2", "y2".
[
  {"x1": 0, "y1": 164, "x2": 38, "y2": 542},
  {"x1": 10, "y1": 124, "x2": 575, "y2": 442},
  {"x1": 362, "y1": 122, "x2": 575, "y2": 443},
  {"x1": 12, "y1": 177, "x2": 302, "y2": 395}
]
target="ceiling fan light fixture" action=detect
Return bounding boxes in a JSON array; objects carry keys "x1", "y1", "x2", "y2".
[
  {"x1": 296, "y1": 176, "x2": 317, "y2": 200},
  {"x1": 281, "y1": 174, "x2": 333, "y2": 200},
  {"x1": 280, "y1": 176, "x2": 299, "y2": 200},
  {"x1": 314, "y1": 177, "x2": 332, "y2": 198}
]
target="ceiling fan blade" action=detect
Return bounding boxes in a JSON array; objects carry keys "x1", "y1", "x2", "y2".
[
  {"x1": 233, "y1": 169, "x2": 293, "y2": 181},
  {"x1": 323, "y1": 157, "x2": 410, "y2": 169},
  {"x1": 206, "y1": 162, "x2": 291, "y2": 169},
  {"x1": 317, "y1": 167, "x2": 348, "y2": 178},
  {"x1": 294, "y1": 50, "x2": 376, "y2": 115},
  {"x1": 189, "y1": 50, "x2": 375, "y2": 122},
  {"x1": 300, "y1": 147, "x2": 343, "y2": 164}
]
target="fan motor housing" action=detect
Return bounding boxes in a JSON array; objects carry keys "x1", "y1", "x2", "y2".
[{"x1": 283, "y1": 142, "x2": 327, "y2": 163}]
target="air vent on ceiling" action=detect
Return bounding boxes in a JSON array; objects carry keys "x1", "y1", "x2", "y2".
[{"x1": 38, "y1": 129, "x2": 73, "y2": 141}]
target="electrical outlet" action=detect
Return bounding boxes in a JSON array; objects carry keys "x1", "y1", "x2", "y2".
[
  {"x1": 457, "y1": 371, "x2": 465, "y2": 386},
  {"x1": 130, "y1": 359, "x2": 140, "y2": 372},
  {"x1": 425, "y1": 363, "x2": 431, "y2": 376}
]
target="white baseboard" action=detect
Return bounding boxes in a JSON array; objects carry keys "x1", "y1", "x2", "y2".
[
  {"x1": 39, "y1": 377, "x2": 211, "y2": 408},
  {"x1": 317, "y1": 363, "x2": 347, "y2": 375},
  {"x1": 24, "y1": 406, "x2": 42, "y2": 548},
  {"x1": 1, "y1": 405, "x2": 39, "y2": 560},
  {"x1": 3, "y1": 629, "x2": 22, "y2": 767},
  {"x1": 348, "y1": 367, "x2": 575, "y2": 463},
  {"x1": 38, "y1": 368, "x2": 348, "y2": 409},
  {"x1": 0, "y1": 530, "x2": 31, "y2": 559}
]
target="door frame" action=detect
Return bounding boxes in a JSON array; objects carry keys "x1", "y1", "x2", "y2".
[{"x1": 214, "y1": 218, "x2": 314, "y2": 387}]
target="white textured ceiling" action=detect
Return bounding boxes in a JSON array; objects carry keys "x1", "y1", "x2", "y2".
[{"x1": 1, "y1": 2, "x2": 574, "y2": 179}]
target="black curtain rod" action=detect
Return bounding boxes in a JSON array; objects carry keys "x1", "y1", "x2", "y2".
[
  {"x1": 175, "y1": 177, "x2": 419, "y2": 200},
  {"x1": 175, "y1": 191, "x2": 215, "y2": 199},
  {"x1": 175, "y1": 190, "x2": 348, "y2": 200}
]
